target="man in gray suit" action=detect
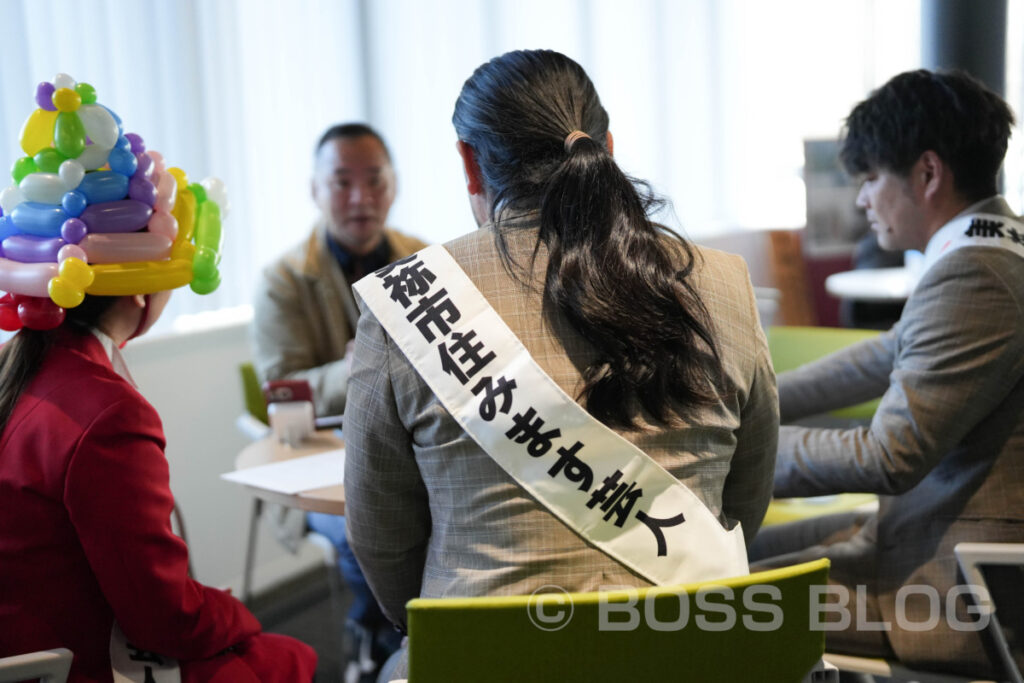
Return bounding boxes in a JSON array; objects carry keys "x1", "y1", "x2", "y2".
[{"x1": 751, "y1": 70, "x2": 1024, "y2": 679}]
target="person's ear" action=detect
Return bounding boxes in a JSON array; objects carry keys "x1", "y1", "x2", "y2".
[
  {"x1": 131, "y1": 294, "x2": 146, "y2": 308},
  {"x1": 606, "y1": 130, "x2": 614, "y2": 157},
  {"x1": 917, "y1": 150, "x2": 945, "y2": 201},
  {"x1": 456, "y1": 140, "x2": 485, "y2": 196}
]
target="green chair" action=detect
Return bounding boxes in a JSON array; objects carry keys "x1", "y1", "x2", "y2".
[
  {"x1": 767, "y1": 325, "x2": 882, "y2": 421},
  {"x1": 764, "y1": 325, "x2": 882, "y2": 527},
  {"x1": 403, "y1": 559, "x2": 830, "y2": 683},
  {"x1": 239, "y1": 361, "x2": 269, "y2": 425}
]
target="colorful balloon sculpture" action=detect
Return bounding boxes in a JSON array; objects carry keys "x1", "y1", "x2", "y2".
[{"x1": 0, "y1": 73, "x2": 225, "y2": 330}]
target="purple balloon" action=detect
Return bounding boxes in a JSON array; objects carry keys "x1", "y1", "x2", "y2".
[
  {"x1": 61, "y1": 217, "x2": 88, "y2": 244},
  {"x1": 128, "y1": 177, "x2": 157, "y2": 207},
  {"x1": 134, "y1": 152, "x2": 154, "y2": 180},
  {"x1": 81, "y1": 199, "x2": 153, "y2": 234},
  {"x1": 125, "y1": 133, "x2": 145, "y2": 154},
  {"x1": 2, "y1": 234, "x2": 65, "y2": 263},
  {"x1": 35, "y1": 82, "x2": 56, "y2": 111}
]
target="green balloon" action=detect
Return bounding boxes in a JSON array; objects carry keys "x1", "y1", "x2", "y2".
[
  {"x1": 34, "y1": 148, "x2": 67, "y2": 173},
  {"x1": 188, "y1": 182, "x2": 207, "y2": 204},
  {"x1": 75, "y1": 82, "x2": 97, "y2": 105},
  {"x1": 190, "y1": 272, "x2": 221, "y2": 295},
  {"x1": 55, "y1": 111, "x2": 86, "y2": 158},
  {"x1": 12, "y1": 156, "x2": 38, "y2": 183}
]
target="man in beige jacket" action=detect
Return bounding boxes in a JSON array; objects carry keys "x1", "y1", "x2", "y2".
[
  {"x1": 251, "y1": 123, "x2": 426, "y2": 681},
  {"x1": 253, "y1": 123, "x2": 426, "y2": 417}
]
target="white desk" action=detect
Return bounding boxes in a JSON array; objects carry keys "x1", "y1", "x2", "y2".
[
  {"x1": 231, "y1": 430, "x2": 344, "y2": 602},
  {"x1": 825, "y1": 266, "x2": 915, "y2": 303}
]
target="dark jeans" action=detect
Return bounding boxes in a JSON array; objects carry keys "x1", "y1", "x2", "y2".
[{"x1": 306, "y1": 512, "x2": 387, "y2": 628}]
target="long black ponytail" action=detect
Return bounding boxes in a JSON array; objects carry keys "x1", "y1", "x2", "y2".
[{"x1": 453, "y1": 50, "x2": 725, "y2": 429}]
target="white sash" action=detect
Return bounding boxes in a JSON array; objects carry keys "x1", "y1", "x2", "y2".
[
  {"x1": 110, "y1": 622, "x2": 181, "y2": 683},
  {"x1": 354, "y1": 245, "x2": 748, "y2": 586},
  {"x1": 919, "y1": 213, "x2": 1024, "y2": 283}
]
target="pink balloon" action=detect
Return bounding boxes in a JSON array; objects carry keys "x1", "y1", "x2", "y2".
[
  {"x1": 148, "y1": 150, "x2": 165, "y2": 175},
  {"x1": 148, "y1": 210, "x2": 179, "y2": 240},
  {"x1": 80, "y1": 232, "x2": 172, "y2": 264},
  {"x1": 0, "y1": 257, "x2": 57, "y2": 297},
  {"x1": 154, "y1": 169, "x2": 177, "y2": 213},
  {"x1": 57, "y1": 244, "x2": 87, "y2": 263}
]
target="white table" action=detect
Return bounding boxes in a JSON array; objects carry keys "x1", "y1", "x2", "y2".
[
  {"x1": 825, "y1": 266, "x2": 915, "y2": 303},
  {"x1": 232, "y1": 430, "x2": 345, "y2": 603}
]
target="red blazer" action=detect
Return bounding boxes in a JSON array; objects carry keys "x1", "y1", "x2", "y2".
[{"x1": 0, "y1": 327, "x2": 314, "y2": 682}]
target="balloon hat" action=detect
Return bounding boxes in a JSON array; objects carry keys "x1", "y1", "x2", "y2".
[{"x1": 0, "y1": 72, "x2": 226, "y2": 331}]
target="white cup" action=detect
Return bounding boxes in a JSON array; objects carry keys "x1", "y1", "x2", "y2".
[{"x1": 268, "y1": 401, "x2": 315, "y2": 447}]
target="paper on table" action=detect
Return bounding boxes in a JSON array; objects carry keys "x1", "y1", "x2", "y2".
[{"x1": 221, "y1": 449, "x2": 345, "y2": 494}]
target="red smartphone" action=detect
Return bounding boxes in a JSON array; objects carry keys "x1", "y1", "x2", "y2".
[{"x1": 262, "y1": 379, "x2": 313, "y2": 406}]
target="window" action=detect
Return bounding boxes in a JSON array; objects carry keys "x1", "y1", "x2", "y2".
[{"x1": 20, "y1": 1, "x2": 1024, "y2": 339}]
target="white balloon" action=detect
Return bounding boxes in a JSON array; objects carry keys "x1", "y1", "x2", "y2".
[
  {"x1": 200, "y1": 176, "x2": 229, "y2": 218},
  {"x1": 0, "y1": 185, "x2": 24, "y2": 214},
  {"x1": 53, "y1": 72, "x2": 75, "y2": 90},
  {"x1": 19, "y1": 173, "x2": 66, "y2": 204},
  {"x1": 78, "y1": 104, "x2": 118, "y2": 149},
  {"x1": 59, "y1": 160, "x2": 85, "y2": 190},
  {"x1": 77, "y1": 144, "x2": 111, "y2": 171}
]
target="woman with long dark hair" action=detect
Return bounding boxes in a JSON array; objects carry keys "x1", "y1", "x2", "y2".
[{"x1": 343, "y1": 50, "x2": 777, "y2": 676}]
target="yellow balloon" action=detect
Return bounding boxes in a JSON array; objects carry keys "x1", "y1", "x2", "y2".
[
  {"x1": 170, "y1": 242, "x2": 196, "y2": 261},
  {"x1": 87, "y1": 258, "x2": 193, "y2": 296},
  {"x1": 172, "y1": 185, "x2": 197, "y2": 244},
  {"x1": 168, "y1": 167, "x2": 188, "y2": 190},
  {"x1": 19, "y1": 109, "x2": 58, "y2": 156},
  {"x1": 52, "y1": 88, "x2": 82, "y2": 113},
  {"x1": 47, "y1": 258, "x2": 94, "y2": 309},
  {"x1": 48, "y1": 277, "x2": 85, "y2": 308},
  {"x1": 59, "y1": 257, "x2": 95, "y2": 289}
]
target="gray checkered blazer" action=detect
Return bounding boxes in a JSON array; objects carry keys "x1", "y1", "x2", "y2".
[
  {"x1": 773, "y1": 197, "x2": 1024, "y2": 676},
  {"x1": 343, "y1": 218, "x2": 778, "y2": 633}
]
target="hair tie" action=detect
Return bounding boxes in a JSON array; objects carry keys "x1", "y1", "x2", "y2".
[{"x1": 564, "y1": 130, "x2": 591, "y2": 153}]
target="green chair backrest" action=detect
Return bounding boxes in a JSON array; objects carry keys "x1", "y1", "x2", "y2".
[
  {"x1": 767, "y1": 325, "x2": 882, "y2": 421},
  {"x1": 406, "y1": 558, "x2": 830, "y2": 683},
  {"x1": 239, "y1": 362, "x2": 268, "y2": 425}
]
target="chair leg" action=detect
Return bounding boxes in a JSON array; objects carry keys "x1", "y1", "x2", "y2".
[{"x1": 241, "y1": 498, "x2": 263, "y2": 605}]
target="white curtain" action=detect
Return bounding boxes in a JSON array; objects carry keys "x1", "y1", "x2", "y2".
[{"x1": 0, "y1": 0, "x2": 956, "y2": 335}]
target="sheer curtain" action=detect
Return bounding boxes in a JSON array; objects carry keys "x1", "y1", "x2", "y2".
[{"x1": 0, "y1": 0, "x2": 944, "y2": 335}]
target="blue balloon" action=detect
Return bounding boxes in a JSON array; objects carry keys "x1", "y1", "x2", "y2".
[
  {"x1": 78, "y1": 171, "x2": 130, "y2": 204},
  {"x1": 113, "y1": 135, "x2": 131, "y2": 153},
  {"x1": 0, "y1": 215, "x2": 17, "y2": 242},
  {"x1": 61, "y1": 190, "x2": 88, "y2": 217},
  {"x1": 9, "y1": 202, "x2": 67, "y2": 237},
  {"x1": 108, "y1": 146, "x2": 138, "y2": 176}
]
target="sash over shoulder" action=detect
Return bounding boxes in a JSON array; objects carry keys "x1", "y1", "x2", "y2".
[{"x1": 353, "y1": 245, "x2": 748, "y2": 586}]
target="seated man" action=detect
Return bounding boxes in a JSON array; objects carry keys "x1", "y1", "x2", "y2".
[
  {"x1": 252, "y1": 123, "x2": 426, "y2": 680},
  {"x1": 751, "y1": 69, "x2": 1024, "y2": 679}
]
